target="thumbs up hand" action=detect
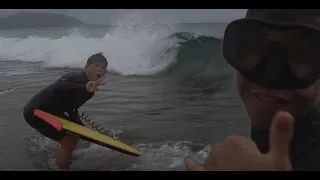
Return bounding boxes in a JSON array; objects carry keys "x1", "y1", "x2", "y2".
[{"x1": 185, "y1": 111, "x2": 294, "y2": 171}]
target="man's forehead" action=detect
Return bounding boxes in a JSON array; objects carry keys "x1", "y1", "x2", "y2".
[{"x1": 92, "y1": 61, "x2": 108, "y2": 66}]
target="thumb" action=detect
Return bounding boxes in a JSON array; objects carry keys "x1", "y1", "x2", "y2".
[
  {"x1": 87, "y1": 81, "x2": 93, "y2": 87},
  {"x1": 91, "y1": 81, "x2": 99, "y2": 88},
  {"x1": 269, "y1": 111, "x2": 294, "y2": 164},
  {"x1": 185, "y1": 157, "x2": 204, "y2": 171}
]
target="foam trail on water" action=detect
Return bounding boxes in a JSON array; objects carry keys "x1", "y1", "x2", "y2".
[
  {"x1": 0, "y1": 88, "x2": 15, "y2": 96},
  {"x1": 0, "y1": 21, "x2": 179, "y2": 76}
]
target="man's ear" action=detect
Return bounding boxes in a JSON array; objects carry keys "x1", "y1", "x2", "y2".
[{"x1": 85, "y1": 64, "x2": 89, "y2": 69}]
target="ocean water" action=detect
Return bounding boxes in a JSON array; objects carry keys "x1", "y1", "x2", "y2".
[{"x1": 0, "y1": 22, "x2": 250, "y2": 171}]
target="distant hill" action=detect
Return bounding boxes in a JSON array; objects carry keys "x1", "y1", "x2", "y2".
[{"x1": 0, "y1": 12, "x2": 84, "y2": 30}]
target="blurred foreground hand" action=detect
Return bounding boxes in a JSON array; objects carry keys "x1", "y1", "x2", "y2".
[{"x1": 185, "y1": 111, "x2": 294, "y2": 171}]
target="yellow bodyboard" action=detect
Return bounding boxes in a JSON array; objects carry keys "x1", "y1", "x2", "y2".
[{"x1": 34, "y1": 109, "x2": 141, "y2": 157}]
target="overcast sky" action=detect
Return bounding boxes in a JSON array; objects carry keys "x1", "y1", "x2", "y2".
[{"x1": 0, "y1": 9, "x2": 247, "y2": 24}]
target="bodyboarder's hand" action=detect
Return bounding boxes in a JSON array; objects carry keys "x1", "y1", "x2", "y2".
[{"x1": 86, "y1": 76, "x2": 106, "y2": 92}]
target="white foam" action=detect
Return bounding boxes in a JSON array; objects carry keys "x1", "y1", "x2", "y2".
[
  {"x1": 27, "y1": 135, "x2": 211, "y2": 171},
  {"x1": 0, "y1": 88, "x2": 15, "y2": 96},
  {"x1": 72, "y1": 140, "x2": 211, "y2": 170},
  {"x1": 0, "y1": 22, "x2": 180, "y2": 76},
  {"x1": 0, "y1": 83, "x2": 49, "y2": 97},
  {"x1": 0, "y1": 69, "x2": 36, "y2": 77}
]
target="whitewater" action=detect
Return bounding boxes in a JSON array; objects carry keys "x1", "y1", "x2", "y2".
[{"x1": 0, "y1": 24, "x2": 181, "y2": 76}]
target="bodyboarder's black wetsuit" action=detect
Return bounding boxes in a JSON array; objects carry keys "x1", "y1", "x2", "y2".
[
  {"x1": 23, "y1": 71, "x2": 94, "y2": 142},
  {"x1": 252, "y1": 104, "x2": 320, "y2": 170}
]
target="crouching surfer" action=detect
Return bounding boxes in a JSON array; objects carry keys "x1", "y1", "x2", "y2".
[{"x1": 23, "y1": 53, "x2": 108, "y2": 169}]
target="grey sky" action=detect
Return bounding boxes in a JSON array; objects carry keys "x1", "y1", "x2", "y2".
[{"x1": 0, "y1": 9, "x2": 247, "y2": 24}]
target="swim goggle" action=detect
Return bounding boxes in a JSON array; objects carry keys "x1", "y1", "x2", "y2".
[{"x1": 222, "y1": 19, "x2": 320, "y2": 90}]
